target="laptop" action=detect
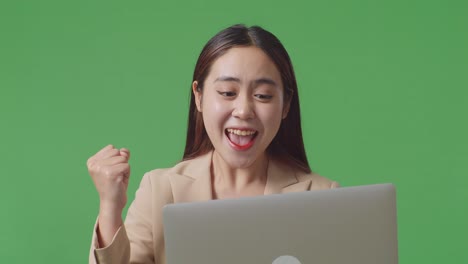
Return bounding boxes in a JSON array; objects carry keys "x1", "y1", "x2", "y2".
[{"x1": 163, "y1": 183, "x2": 398, "y2": 264}]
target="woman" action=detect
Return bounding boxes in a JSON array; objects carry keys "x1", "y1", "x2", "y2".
[{"x1": 87, "y1": 24, "x2": 338, "y2": 264}]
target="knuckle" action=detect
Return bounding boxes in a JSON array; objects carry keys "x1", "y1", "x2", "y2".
[
  {"x1": 86, "y1": 157, "x2": 94, "y2": 167},
  {"x1": 103, "y1": 169, "x2": 113, "y2": 178}
]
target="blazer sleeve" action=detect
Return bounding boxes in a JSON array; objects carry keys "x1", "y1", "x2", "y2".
[
  {"x1": 89, "y1": 221, "x2": 130, "y2": 264},
  {"x1": 89, "y1": 173, "x2": 156, "y2": 264}
]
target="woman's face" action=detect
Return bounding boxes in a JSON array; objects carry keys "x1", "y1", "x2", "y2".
[{"x1": 193, "y1": 46, "x2": 289, "y2": 169}]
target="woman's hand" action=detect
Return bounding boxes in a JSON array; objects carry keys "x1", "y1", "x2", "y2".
[
  {"x1": 87, "y1": 144, "x2": 130, "y2": 247},
  {"x1": 87, "y1": 144, "x2": 131, "y2": 212}
]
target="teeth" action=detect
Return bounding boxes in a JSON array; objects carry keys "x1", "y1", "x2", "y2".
[{"x1": 227, "y1": 128, "x2": 256, "y2": 136}]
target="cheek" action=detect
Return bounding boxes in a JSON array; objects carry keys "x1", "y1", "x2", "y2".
[
  {"x1": 202, "y1": 92, "x2": 220, "y2": 111},
  {"x1": 202, "y1": 95, "x2": 230, "y2": 130},
  {"x1": 259, "y1": 102, "x2": 284, "y2": 126},
  {"x1": 211, "y1": 100, "x2": 226, "y2": 113}
]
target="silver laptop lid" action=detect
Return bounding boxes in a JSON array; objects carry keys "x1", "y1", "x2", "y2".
[{"x1": 163, "y1": 183, "x2": 398, "y2": 264}]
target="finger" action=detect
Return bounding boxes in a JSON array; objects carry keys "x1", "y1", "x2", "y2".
[
  {"x1": 112, "y1": 163, "x2": 130, "y2": 180},
  {"x1": 94, "y1": 144, "x2": 114, "y2": 158},
  {"x1": 99, "y1": 148, "x2": 121, "y2": 160},
  {"x1": 88, "y1": 145, "x2": 114, "y2": 166},
  {"x1": 120, "y1": 148, "x2": 130, "y2": 160},
  {"x1": 122, "y1": 165, "x2": 131, "y2": 181},
  {"x1": 92, "y1": 145, "x2": 118, "y2": 161},
  {"x1": 100, "y1": 156, "x2": 128, "y2": 166}
]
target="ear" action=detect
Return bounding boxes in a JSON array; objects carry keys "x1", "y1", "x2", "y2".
[{"x1": 192, "y1": 81, "x2": 202, "y2": 112}]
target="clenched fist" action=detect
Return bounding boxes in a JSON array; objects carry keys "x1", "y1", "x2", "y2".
[{"x1": 87, "y1": 144, "x2": 131, "y2": 213}]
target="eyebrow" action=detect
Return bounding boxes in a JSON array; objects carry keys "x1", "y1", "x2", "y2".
[
  {"x1": 214, "y1": 76, "x2": 278, "y2": 87},
  {"x1": 214, "y1": 76, "x2": 241, "y2": 83},
  {"x1": 254, "y1": 78, "x2": 278, "y2": 87}
]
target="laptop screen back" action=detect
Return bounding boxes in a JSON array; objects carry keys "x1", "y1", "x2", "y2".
[{"x1": 163, "y1": 183, "x2": 398, "y2": 264}]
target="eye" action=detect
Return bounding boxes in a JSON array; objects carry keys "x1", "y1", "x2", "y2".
[
  {"x1": 217, "y1": 91, "x2": 237, "y2": 97},
  {"x1": 254, "y1": 94, "x2": 273, "y2": 100}
]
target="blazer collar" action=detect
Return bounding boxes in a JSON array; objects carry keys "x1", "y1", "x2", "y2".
[
  {"x1": 170, "y1": 151, "x2": 312, "y2": 203},
  {"x1": 169, "y1": 151, "x2": 214, "y2": 203},
  {"x1": 264, "y1": 157, "x2": 312, "y2": 195}
]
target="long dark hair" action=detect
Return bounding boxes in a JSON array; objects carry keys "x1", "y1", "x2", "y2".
[{"x1": 183, "y1": 24, "x2": 311, "y2": 173}]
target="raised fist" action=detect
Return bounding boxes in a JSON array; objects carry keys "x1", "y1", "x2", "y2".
[{"x1": 87, "y1": 144, "x2": 130, "y2": 212}]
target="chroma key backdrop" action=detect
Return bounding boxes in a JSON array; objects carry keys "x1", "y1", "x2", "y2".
[{"x1": 1, "y1": 0, "x2": 467, "y2": 263}]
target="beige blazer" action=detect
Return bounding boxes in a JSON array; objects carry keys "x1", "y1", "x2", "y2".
[{"x1": 89, "y1": 151, "x2": 339, "y2": 264}]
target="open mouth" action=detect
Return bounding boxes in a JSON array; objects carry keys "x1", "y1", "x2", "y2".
[{"x1": 225, "y1": 128, "x2": 258, "y2": 150}]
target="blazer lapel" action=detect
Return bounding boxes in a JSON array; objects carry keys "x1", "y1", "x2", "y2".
[
  {"x1": 170, "y1": 151, "x2": 312, "y2": 202},
  {"x1": 264, "y1": 158, "x2": 312, "y2": 195},
  {"x1": 169, "y1": 151, "x2": 214, "y2": 203}
]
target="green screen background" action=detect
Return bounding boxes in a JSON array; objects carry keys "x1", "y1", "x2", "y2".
[{"x1": 1, "y1": 0, "x2": 467, "y2": 263}]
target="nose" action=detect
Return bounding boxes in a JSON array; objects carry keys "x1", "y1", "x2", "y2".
[{"x1": 232, "y1": 95, "x2": 255, "y2": 120}]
